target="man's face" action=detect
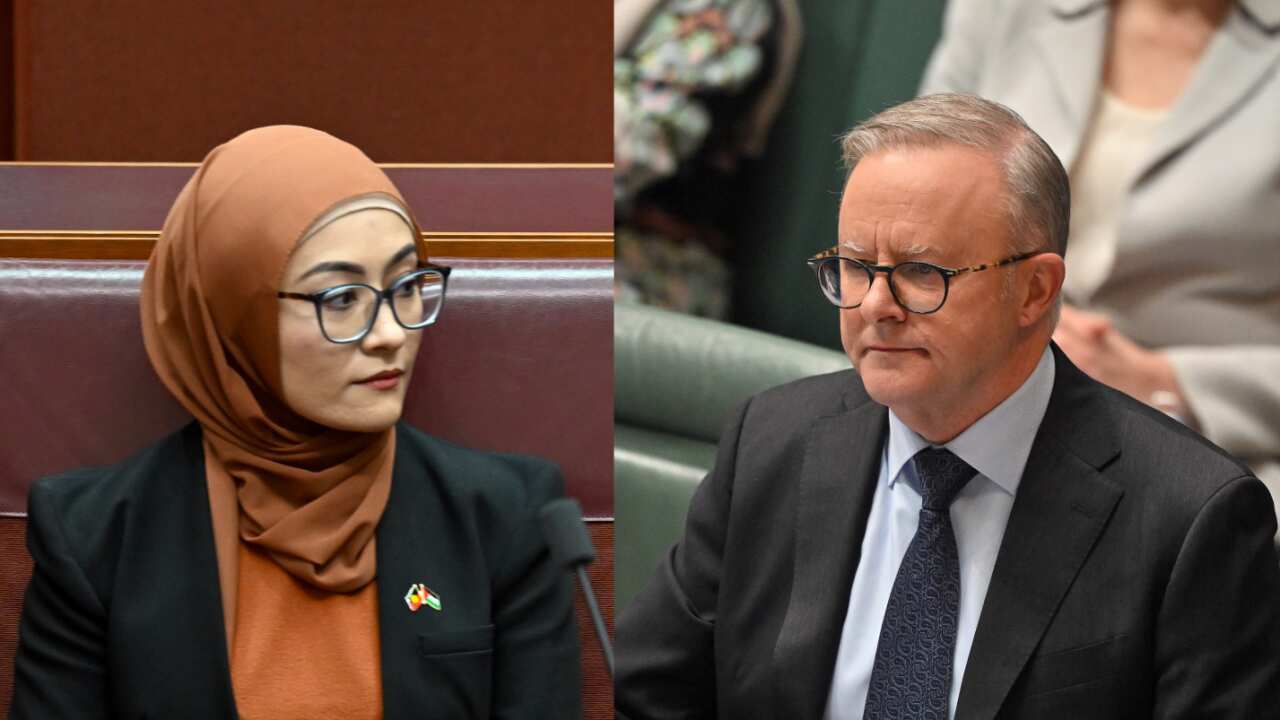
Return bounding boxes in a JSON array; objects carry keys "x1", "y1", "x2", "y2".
[{"x1": 838, "y1": 144, "x2": 1024, "y2": 420}]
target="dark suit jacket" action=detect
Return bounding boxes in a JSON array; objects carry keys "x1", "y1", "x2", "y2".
[
  {"x1": 11, "y1": 421, "x2": 581, "y2": 719},
  {"x1": 615, "y1": 346, "x2": 1280, "y2": 719}
]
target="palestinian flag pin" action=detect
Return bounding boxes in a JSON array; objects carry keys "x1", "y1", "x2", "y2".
[{"x1": 404, "y1": 583, "x2": 442, "y2": 612}]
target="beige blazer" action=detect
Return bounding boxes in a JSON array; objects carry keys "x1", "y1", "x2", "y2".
[{"x1": 921, "y1": 0, "x2": 1280, "y2": 500}]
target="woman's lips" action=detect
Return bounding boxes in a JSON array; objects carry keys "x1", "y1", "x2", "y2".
[{"x1": 355, "y1": 369, "x2": 403, "y2": 390}]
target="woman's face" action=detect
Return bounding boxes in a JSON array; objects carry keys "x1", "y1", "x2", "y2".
[{"x1": 277, "y1": 208, "x2": 425, "y2": 432}]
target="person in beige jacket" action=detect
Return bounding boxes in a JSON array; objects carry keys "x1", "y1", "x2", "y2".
[{"x1": 921, "y1": 0, "x2": 1280, "y2": 521}]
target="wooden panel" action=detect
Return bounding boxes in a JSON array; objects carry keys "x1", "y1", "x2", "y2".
[
  {"x1": 0, "y1": 0, "x2": 13, "y2": 160},
  {"x1": 0, "y1": 165, "x2": 614, "y2": 233},
  {"x1": 0, "y1": 517, "x2": 24, "y2": 713},
  {"x1": 0, "y1": 517, "x2": 614, "y2": 718},
  {"x1": 580, "y1": 522, "x2": 615, "y2": 718},
  {"x1": 12, "y1": 1, "x2": 611, "y2": 162}
]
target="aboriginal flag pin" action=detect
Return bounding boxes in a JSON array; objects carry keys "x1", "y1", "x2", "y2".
[{"x1": 404, "y1": 583, "x2": 442, "y2": 612}]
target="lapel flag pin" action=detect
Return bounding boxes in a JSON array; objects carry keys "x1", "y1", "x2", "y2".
[{"x1": 404, "y1": 583, "x2": 442, "y2": 612}]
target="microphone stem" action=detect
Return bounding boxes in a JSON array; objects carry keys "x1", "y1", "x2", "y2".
[{"x1": 575, "y1": 565, "x2": 614, "y2": 678}]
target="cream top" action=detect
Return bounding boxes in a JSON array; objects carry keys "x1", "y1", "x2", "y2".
[{"x1": 1065, "y1": 91, "x2": 1169, "y2": 304}]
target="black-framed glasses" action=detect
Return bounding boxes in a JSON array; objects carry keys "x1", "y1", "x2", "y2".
[
  {"x1": 277, "y1": 264, "x2": 451, "y2": 343},
  {"x1": 805, "y1": 247, "x2": 1040, "y2": 314}
]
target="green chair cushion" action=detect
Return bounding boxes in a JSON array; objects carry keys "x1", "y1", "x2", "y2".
[
  {"x1": 615, "y1": 303, "x2": 849, "y2": 443},
  {"x1": 613, "y1": 308, "x2": 849, "y2": 611},
  {"x1": 614, "y1": 423, "x2": 715, "y2": 611}
]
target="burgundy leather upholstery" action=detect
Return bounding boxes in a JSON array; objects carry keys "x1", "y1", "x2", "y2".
[
  {"x1": 0, "y1": 257, "x2": 612, "y2": 518},
  {"x1": 0, "y1": 165, "x2": 612, "y2": 233},
  {"x1": 0, "y1": 256, "x2": 613, "y2": 713}
]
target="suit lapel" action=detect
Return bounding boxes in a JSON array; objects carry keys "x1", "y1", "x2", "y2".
[
  {"x1": 1032, "y1": 2, "x2": 1109, "y2": 168},
  {"x1": 955, "y1": 348, "x2": 1124, "y2": 720},
  {"x1": 375, "y1": 426, "x2": 435, "y2": 716},
  {"x1": 142, "y1": 423, "x2": 239, "y2": 717},
  {"x1": 772, "y1": 395, "x2": 887, "y2": 719},
  {"x1": 1134, "y1": 8, "x2": 1280, "y2": 185}
]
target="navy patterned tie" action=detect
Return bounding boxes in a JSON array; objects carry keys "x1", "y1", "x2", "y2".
[{"x1": 863, "y1": 447, "x2": 977, "y2": 720}]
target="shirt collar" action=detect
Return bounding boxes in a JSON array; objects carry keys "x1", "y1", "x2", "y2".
[{"x1": 884, "y1": 346, "x2": 1056, "y2": 496}]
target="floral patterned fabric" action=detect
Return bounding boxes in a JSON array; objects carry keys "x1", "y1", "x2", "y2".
[
  {"x1": 615, "y1": 0, "x2": 772, "y2": 205},
  {"x1": 614, "y1": 0, "x2": 774, "y2": 319}
]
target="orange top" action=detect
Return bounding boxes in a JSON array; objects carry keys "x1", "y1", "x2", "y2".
[{"x1": 230, "y1": 543, "x2": 383, "y2": 720}]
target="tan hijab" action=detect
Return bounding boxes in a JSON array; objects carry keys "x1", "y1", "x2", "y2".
[{"x1": 140, "y1": 126, "x2": 427, "y2": 616}]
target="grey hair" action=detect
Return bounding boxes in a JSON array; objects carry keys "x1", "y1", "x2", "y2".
[
  {"x1": 840, "y1": 93, "x2": 1069, "y2": 258},
  {"x1": 840, "y1": 93, "x2": 1069, "y2": 326}
]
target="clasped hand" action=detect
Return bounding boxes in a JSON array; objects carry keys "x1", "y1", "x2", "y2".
[{"x1": 1053, "y1": 305, "x2": 1192, "y2": 423}]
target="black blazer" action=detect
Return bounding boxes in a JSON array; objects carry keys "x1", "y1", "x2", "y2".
[
  {"x1": 615, "y1": 345, "x2": 1280, "y2": 719},
  {"x1": 11, "y1": 421, "x2": 581, "y2": 719}
]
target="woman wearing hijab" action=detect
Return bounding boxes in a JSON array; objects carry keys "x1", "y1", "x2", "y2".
[{"x1": 10, "y1": 126, "x2": 581, "y2": 718}]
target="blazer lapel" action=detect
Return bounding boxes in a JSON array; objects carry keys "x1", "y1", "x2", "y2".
[
  {"x1": 141, "y1": 423, "x2": 239, "y2": 717},
  {"x1": 1031, "y1": 1, "x2": 1109, "y2": 168},
  {"x1": 955, "y1": 348, "x2": 1124, "y2": 720},
  {"x1": 772, "y1": 394, "x2": 887, "y2": 719},
  {"x1": 375, "y1": 428, "x2": 437, "y2": 716},
  {"x1": 1133, "y1": 4, "x2": 1280, "y2": 185}
]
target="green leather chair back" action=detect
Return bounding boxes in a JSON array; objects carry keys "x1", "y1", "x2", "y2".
[{"x1": 614, "y1": 303, "x2": 849, "y2": 609}]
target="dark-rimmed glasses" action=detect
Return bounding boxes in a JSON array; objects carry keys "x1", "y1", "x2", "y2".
[
  {"x1": 277, "y1": 264, "x2": 452, "y2": 343},
  {"x1": 805, "y1": 247, "x2": 1040, "y2": 314}
]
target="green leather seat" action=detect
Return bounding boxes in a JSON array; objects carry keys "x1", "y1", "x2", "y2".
[{"x1": 614, "y1": 303, "x2": 849, "y2": 610}]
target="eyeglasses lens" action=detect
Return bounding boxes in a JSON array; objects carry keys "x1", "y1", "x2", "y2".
[
  {"x1": 893, "y1": 263, "x2": 946, "y2": 312},
  {"x1": 816, "y1": 258, "x2": 862, "y2": 308},
  {"x1": 815, "y1": 258, "x2": 946, "y2": 313},
  {"x1": 319, "y1": 286, "x2": 379, "y2": 342},
  {"x1": 392, "y1": 271, "x2": 445, "y2": 328}
]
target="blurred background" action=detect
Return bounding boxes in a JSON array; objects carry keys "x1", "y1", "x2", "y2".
[{"x1": 615, "y1": 0, "x2": 946, "y2": 347}]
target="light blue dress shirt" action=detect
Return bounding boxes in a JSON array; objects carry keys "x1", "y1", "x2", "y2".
[{"x1": 823, "y1": 347, "x2": 1056, "y2": 720}]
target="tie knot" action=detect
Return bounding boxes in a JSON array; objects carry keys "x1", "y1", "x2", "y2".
[{"x1": 912, "y1": 447, "x2": 976, "y2": 510}]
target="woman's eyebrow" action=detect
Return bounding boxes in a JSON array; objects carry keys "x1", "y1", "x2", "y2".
[
  {"x1": 383, "y1": 243, "x2": 417, "y2": 274},
  {"x1": 300, "y1": 261, "x2": 364, "y2": 281},
  {"x1": 297, "y1": 243, "x2": 417, "y2": 282}
]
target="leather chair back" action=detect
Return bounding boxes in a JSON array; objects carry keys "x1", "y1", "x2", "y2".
[
  {"x1": 0, "y1": 257, "x2": 613, "y2": 713},
  {"x1": 613, "y1": 303, "x2": 847, "y2": 610}
]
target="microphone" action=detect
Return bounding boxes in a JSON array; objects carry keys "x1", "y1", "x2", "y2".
[{"x1": 539, "y1": 497, "x2": 614, "y2": 678}]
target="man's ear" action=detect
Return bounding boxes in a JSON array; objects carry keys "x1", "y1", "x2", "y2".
[{"x1": 1018, "y1": 253, "x2": 1065, "y2": 328}]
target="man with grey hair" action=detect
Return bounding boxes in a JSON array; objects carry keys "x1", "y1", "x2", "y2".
[{"x1": 615, "y1": 93, "x2": 1280, "y2": 718}]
